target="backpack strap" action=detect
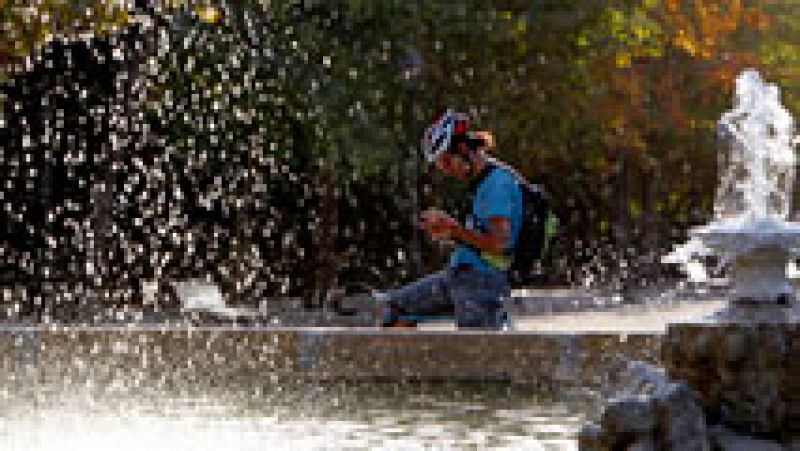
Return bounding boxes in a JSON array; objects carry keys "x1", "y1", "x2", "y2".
[
  {"x1": 483, "y1": 157, "x2": 536, "y2": 192},
  {"x1": 467, "y1": 162, "x2": 498, "y2": 195}
]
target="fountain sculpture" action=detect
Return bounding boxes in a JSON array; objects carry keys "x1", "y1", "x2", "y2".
[{"x1": 672, "y1": 69, "x2": 800, "y2": 315}]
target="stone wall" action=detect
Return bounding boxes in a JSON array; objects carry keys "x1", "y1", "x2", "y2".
[{"x1": 663, "y1": 322, "x2": 799, "y2": 442}]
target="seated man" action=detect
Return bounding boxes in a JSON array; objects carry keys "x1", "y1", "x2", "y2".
[{"x1": 375, "y1": 109, "x2": 524, "y2": 329}]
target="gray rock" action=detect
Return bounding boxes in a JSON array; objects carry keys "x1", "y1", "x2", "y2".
[
  {"x1": 587, "y1": 362, "x2": 711, "y2": 450},
  {"x1": 708, "y1": 425, "x2": 783, "y2": 451},
  {"x1": 577, "y1": 422, "x2": 606, "y2": 451},
  {"x1": 620, "y1": 360, "x2": 671, "y2": 396},
  {"x1": 653, "y1": 382, "x2": 710, "y2": 451},
  {"x1": 721, "y1": 331, "x2": 748, "y2": 363},
  {"x1": 627, "y1": 436, "x2": 657, "y2": 451},
  {"x1": 602, "y1": 395, "x2": 657, "y2": 436}
]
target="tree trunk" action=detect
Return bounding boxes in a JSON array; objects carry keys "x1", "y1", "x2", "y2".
[
  {"x1": 405, "y1": 89, "x2": 423, "y2": 278},
  {"x1": 614, "y1": 153, "x2": 630, "y2": 254},
  {"x1": 613, "y1": 152, "x2": 633, "y2": 299},
  {"x1": 90, "y1": 23, "x2": 149, "y2": 309},
  {"x1": 310, "y1": 165, "x2": 339, "y2": 310},
  {"x1": 642, "y1": 161, "x2": 662, "y2": 282}
]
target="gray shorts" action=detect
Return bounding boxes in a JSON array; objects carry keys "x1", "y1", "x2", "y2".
[{"x1": 386, "y1": 266, "x2": 510, "y2": 329}]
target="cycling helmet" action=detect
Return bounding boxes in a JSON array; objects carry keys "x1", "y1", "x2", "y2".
[{"x1": 421, "y1": 109, "x2": 470, "y2": 164}]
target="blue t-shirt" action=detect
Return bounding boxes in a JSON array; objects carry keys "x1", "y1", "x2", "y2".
[{"x1": 450, "y1": 165, "x2": 523, "y2": 274}]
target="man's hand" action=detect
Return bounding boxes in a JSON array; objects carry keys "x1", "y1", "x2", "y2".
[
  {"x1": 419, "y1": 208, "x2": 460, "y2": 242},
  {"x1": 419, "y1": 209, "x2": 511, "y2": 255}
]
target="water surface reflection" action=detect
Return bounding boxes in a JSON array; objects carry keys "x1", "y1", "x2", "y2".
[{"x1": 0, "y1": 380, "x2": 596, "y2": 450}]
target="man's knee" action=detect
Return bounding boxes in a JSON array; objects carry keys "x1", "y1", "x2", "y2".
[{"x1": 455, "y1": 304, "x2": 503, "y2": 329}]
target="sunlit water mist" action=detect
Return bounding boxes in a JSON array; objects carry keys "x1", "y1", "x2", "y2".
[{"x1": 0, "y1": 380, "x2": 591, "y2": 450}]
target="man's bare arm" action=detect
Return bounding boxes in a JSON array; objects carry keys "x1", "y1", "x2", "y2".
[{"x1": 452, "y1": 216, "x2": 511, "y2": 255}]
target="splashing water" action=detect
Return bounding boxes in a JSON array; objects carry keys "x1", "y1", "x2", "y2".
[{"x1": 715, "y1": 69, "x2": 797, "y2": 221}]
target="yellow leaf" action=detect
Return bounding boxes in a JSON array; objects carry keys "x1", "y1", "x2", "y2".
[
  {"x1": 198, "y1": 6, "x2": 220, "y2": 24},
  {"x1": 514, "y1": 19, "x2": 527, "y2": 34},
  {"x1": 615, "y1": 51, "x2": 631, "y2": 68},
  {"x1": 633, "y1": 25, "x2": 650, "y2": 40},
  {"x1": 674, "y1": 34, "x2": 696, "y2": 56}
]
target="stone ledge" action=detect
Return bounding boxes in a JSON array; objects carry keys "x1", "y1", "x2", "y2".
[{"x1": 0, "y1": 326, "x2": 661, "y2": 388}]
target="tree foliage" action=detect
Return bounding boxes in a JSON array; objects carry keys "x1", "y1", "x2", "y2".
[{"x1": 2, "y1": 0, "x2": 797, "y2": 299}]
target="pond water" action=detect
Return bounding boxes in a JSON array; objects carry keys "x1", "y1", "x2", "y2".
[{"x1": 0, "y1": 380, "x2": 595, "y2": 450}]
